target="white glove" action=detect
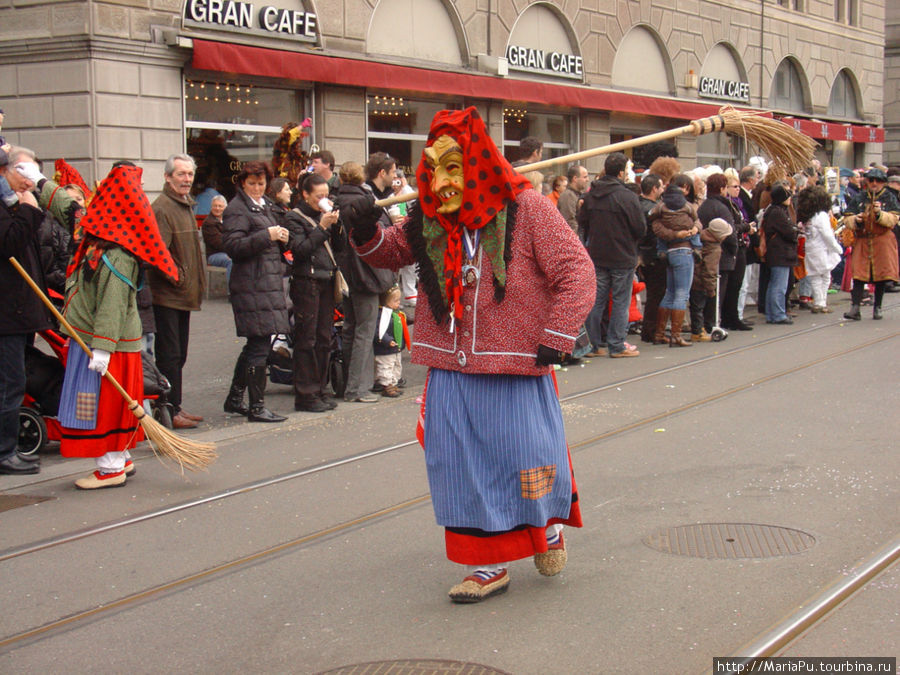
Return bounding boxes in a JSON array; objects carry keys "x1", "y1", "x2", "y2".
[
  {"x1": 14, "y1": 161, "x2": 46, "y2": 185},
  {"x1": 88, "y1": 349, "x2": 111, "y2": 375}
]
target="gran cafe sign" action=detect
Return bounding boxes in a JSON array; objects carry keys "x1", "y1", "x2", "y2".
[
  {"x1": 184, "y1": 0, "x2": 318, "y2": 41},
  {"x1": 698, "y1": 76, "x2": 750, "y2": 103},
  {"x1": 505, "y1": 45, "x2": 583, "y2": 80}
]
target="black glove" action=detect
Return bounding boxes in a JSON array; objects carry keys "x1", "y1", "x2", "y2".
[
  {"x1": 338, "y1": 191, "x2": 382, "y2": 245},
  {"x1": 535, "y1": 344, "x2": 566, "y2": 367}
]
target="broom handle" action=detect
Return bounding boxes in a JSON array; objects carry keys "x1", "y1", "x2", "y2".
[
  {"x1": 9, "y1": 256, "x2": 138, "y2": 407},
  {"x1": 373, "y1": 114, "x2": 726, "y2": 208}
]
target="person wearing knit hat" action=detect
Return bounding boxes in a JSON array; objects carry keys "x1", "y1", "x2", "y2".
[
  {"x1": 58, "y1": 164, "x2": 178, "y2": 489},
  {"x1": 841, "y1": 165, "x2": 900, "y2": 319},
  {"x1": 688, "y1": 217, "x2": 733, "y2": 340},
  {"x1": 341, "y1": 106, "x2": 596, "y2": 603},
  {"x1": 761, "y1": 183, "x2": 799, "y2": 324}
]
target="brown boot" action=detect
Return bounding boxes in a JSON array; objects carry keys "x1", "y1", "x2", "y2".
[
  {"x1": 653, "y1": 307, "x2": 670, "y2": 344},
  {"x1": 669, "y1": 310, "x2": 693, "y2": 347}
]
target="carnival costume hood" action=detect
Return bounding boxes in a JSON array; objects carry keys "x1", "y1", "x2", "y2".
[
  {"x1": 414, "y1": 106, "x2": 531, "y2": 321},
  {"x1": 54, "y1": 158, "x2": 93, "y2": 204},
  {"x1": 68, "y1": 165, "x2": 178, "y2": 281}
]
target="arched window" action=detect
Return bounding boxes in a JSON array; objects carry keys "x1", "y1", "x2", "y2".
[
  {"x1": 367, "y1": 0, "x2": 464, "y2": 66},
  {"x1": 828, "y1": 70, "x2": 861, "y2": 119},
  {"x1": 769, "y1": 59, "x2": 808, "y2": 113},
  {"x1": 611, "y1": 26, "x2": 673, "y2": 94}
]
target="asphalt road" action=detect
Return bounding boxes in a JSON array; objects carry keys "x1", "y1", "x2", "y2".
[{"x1": 1, "y1": 294, "x2": 897, "y2": 674}]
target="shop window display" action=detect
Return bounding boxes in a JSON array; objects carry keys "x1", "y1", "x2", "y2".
[
  {"x1": 696, "y1": 132, "x2": 745, "y2": 171},
  {"x1": 502, "y1": 108, "x2": 572, "y2": 165},
  {"x1": 185, "y1": 79, "x2": 306, "y2": 202},
  {"x1": 367, "y1": 95, "x2": 462, "y2": 182}
]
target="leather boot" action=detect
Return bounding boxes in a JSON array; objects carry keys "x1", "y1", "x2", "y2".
[
  {"x1": 873, "y1": 305, "x2": 883, "y2": 320},
  {"x1": 843, "y1": 304, "x2": 861, "y2": 321},
  {"x1": 247, "y1": 365, "x2": 286, "y2": 423},
  {"x1": 669, "y1": 310, "x2": 693, "y2": 347},
  {"x1": 653, "y1": 307, "x2": 670, "y2": 345},
  {"x1": 223, "y1": 354, "x2": 249, "y2": 415}
]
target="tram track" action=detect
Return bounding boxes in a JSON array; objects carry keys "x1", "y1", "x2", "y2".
[
  {"x1": 1, "y1": 323, "x2": 896, "y2": 654},
  {"x1": 1, "y1": 315, "x2": 896, "y2": 565}
]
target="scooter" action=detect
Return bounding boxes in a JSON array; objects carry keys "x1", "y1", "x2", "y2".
[{"x1": 709, "y1": 274, "x2": 729, "y2": 342}]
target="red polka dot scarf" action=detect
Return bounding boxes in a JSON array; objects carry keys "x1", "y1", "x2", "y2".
[
  {"x1": 67, "y1": 166, "x2": 179, "y2": 281},
  {"x1": 415, "y1": 107, "x2": 530, "y2": 320}
]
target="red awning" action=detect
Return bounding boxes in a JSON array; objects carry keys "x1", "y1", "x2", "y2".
[
  {"x1": 779, "y1": 116, "x2": 884, "y2": 144},
  {"x1": 191, "y1": 39, "x2": 729, "y2": 122}
]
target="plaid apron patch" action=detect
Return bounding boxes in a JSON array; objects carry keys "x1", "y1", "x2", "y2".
[
  {"x1": 75, "y1": 392, "x2": 98, "y2": 421},
  {"x1": 520, "y1": 465, "x2": 557, "y2": 500}
]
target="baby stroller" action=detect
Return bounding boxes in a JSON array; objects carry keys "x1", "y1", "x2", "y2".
[
  {"x1": 19, "y1": 330, "x2": 67, "y2": 456},
  {"x1": 267, "y1": 306, "x2": 346, "y2": 398},
  {"x1": 19, "y1": 330, "x2": 173, "y2": 455}
]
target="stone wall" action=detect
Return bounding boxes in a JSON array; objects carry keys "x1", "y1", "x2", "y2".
[{"x1": 0, "y1": 0, "x2": 889, "y2": 180}]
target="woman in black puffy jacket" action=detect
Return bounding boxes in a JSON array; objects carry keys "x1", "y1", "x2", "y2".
[
  {"x1": 221, "y1": 161, "x2": 291, "y2": 422},
  {"x1": 284, "y1": 173, "x2": 343, "y2": 413}
]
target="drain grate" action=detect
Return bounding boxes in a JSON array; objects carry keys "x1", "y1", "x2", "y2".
[
  {"x1": 0, "y1": 494, "x2": 52, "y2": 514},
  {"x1": 644, "y1": 523, "x2": 816, "y2": 559},
  {"x1": 318, "y1": 660, "x2": 511, "y2": 675}
]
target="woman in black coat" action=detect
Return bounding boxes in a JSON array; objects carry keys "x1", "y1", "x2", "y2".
[
  {"x1": 284, "y1": 173, "x2": 342, "y2": 413},
  {"x1": 762, "y1": 184, "x2": 798, "y2": 325},
  {"x1": 697, "y1": 173, "x2": 743, "y2": 331},
  {"x1": 222, "y1": 161, "x2": 291, "y2": 422}
]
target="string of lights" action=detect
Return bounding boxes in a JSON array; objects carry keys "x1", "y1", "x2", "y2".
[{"x1": 185, "y1": 80, "x2": 259, "y2": 105}]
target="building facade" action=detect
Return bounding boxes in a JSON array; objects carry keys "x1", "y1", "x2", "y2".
[
  {"x1": 885, "y1": 2, "x2": 899, "y2": 165},
  {"x1": 0, "y1": 0, "x2": 888, "y2": 196}
]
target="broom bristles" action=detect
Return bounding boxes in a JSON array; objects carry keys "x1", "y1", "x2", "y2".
[
  {"x1": 714, "y1": 105, "x2": 818, "y2": 176},
  {"x1": 129, "y1": 401, "x2": 217, "y2": 473}
]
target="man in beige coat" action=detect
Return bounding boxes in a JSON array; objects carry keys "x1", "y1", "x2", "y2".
[{"x1": 149, "y1": 154, "x2": 206, "y2": 428}]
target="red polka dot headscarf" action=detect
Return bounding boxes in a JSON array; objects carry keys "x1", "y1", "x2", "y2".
[
  {"x1": 415, "y1": 107, "x2": 530, "y2": 318},
  {"x1": 69, "y1": 165, "x2": 178, "y2": 281}
]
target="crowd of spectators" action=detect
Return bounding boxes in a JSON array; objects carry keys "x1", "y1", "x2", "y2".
[{"x1": 1, "y1": 104, "x2": 898, "y2": 479}]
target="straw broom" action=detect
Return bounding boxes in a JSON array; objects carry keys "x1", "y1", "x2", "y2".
[
  {"x1": 374, "y1": 105, "x2": 818, "y2": 207},
  {"x1": 10, "y1": 257, "x2": 217, "y2": 473}
]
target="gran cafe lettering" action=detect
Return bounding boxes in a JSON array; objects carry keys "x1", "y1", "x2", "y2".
[
  {"x1": 698, "y1": 76, "x2": 750, "y2": 103},
  {"x1": 185, "y1": 0, "x2": 317, "y2": 39},
  {"x1": 505, "y1": 45, "x2": 583, "y2": 79}
]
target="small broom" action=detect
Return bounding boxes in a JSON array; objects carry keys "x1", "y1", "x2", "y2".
[
  {"x1": 10, "y1": 256, "x2": 217, "y2": 473},
  {"x1": 374, "y1": 105, "x2": 818, "y2": 208}
]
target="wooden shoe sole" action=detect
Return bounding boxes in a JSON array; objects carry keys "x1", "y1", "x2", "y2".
[{"x1": 448, "y1": 570, "x2": 510, "y2": 603}]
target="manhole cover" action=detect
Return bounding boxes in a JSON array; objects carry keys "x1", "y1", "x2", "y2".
[
  {"x1": 0, "y1": 494, "x2": 52, "y2": 514},
  {"x1": 644, "y1": 523, "x2": 816, "y2": 559},
  {"x1": 318, "y1": 660, "x2": 511, "y2": 675}
]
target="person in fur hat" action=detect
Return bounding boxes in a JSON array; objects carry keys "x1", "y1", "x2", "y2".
[
  {"x1": 57, "y1": 165, "x2": 179, "y2": 489},
  {"x1": 341, "y1": 107, "x2": 595, "y2": 603}
]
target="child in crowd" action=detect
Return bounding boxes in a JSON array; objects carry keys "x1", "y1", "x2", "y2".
[
  {"x1": 373, "y1": 286, "x2": 409, "y2": 398},
  {"x1": 689, "y1": 217, "x2": 733, "y2": 341},
  {"x1": 651, "y1": 181, "x2": 702, "y2": 259}
]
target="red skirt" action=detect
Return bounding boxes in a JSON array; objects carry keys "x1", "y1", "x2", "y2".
[
  {"x1": 444, "y1": 460, "x2": 582, "y2": 565},
  {"x1": 60, "y1": 351, "x2": 144, "y2": 458}
]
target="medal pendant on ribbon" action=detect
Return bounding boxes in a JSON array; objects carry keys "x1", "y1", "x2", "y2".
[{"x1": 462, "y1": 264, "x2": 479, "y2": 287}]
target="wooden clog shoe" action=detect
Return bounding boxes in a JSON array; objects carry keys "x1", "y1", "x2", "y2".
[
  {"x1": 448, "y1": 569, "x2": 509, "y2": 603},
  {"x1": 75, "y1": 470, "x2": 127, "y2": 490},
  {"x1": 534, "y1": 534, "x2": 567, "y2": 576}
]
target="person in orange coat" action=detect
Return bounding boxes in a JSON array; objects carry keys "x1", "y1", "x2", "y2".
[{"x1": 842, "y1": 168, "x2": 899, "y2": 320}]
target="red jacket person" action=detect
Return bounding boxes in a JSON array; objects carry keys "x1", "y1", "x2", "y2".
[{"x1": 344, "y1": 107, "x2": 595, "y2": 603}]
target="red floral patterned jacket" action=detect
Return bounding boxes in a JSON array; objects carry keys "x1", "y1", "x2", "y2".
[{"x1": 355, "y1": 189, "x2": 595, "y2": 376}]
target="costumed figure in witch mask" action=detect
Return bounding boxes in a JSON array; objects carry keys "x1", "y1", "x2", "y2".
[
  {"x1": 342, "y1": 107, "x2": 595, "y2": 603},
  {"x1": 58, "y1": 165, "x2": 179, "y2": 489}
]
